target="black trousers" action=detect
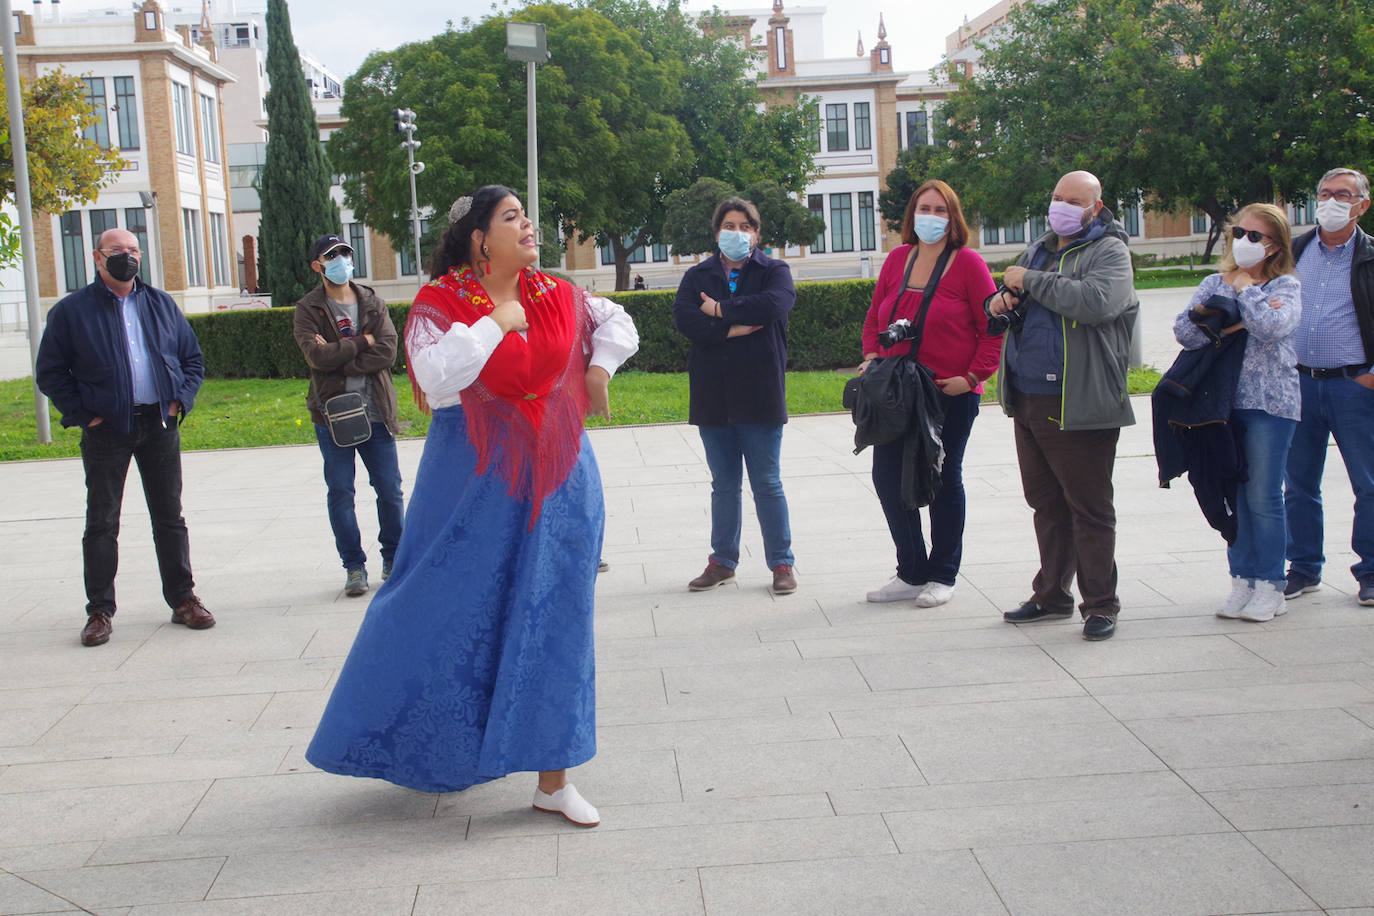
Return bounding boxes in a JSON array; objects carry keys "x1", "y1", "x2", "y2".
[{"x1": 80, "y1": 409, "x2": 195, "y2": 616}]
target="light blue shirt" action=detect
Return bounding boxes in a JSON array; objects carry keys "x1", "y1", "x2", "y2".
[
  {"x1": 1292, "y1": 235, "x2": 1366, "y2": 370},
  {"x1": 115, "y1": 286, "x2": 159, "y2": 406}
]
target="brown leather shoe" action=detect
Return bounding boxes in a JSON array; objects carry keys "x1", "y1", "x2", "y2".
[
  {"x1": 688, "y1": 559, "x2": 736, "y2": 591},
  {"x1": 171, "y1": 595, "x2": 215, "y2": 629},
  {"x1": 771, "y1": 564, "x2": 797, "y2": 595},
  {"x1": 81, "y1": 612, "x2": 112, "y2": 647}
]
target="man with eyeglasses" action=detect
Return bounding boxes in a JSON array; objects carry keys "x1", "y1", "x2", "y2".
[
  {"x1": 1283, "y1": 167, "x2": 1374, "y2": 605},
  {"x1": 36, "y1": 227, "x2": 214, "y2": 647},
  {"x1": 293, "y1": 234, "x2": 405, "y2": 597}
]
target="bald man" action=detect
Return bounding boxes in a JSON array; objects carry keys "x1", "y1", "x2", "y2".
[
  {"x1": 986, "y1": 170, "x2": 1139, "y2": 640},
  {"x1": 37, "y1": 228, "x2": 214, "y2": 647}
]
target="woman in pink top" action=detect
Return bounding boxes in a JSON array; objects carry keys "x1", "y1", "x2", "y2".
[{"x1": 860, "y1": 179, "x2": 1000, "y2": 607}]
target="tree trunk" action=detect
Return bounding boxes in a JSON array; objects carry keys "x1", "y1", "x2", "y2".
[{"x1": 1200, "y1": 195, "x2": 1230, "y2": 261}]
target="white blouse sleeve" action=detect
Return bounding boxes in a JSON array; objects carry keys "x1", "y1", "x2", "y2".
[
  {"x1": 585, "y1": 294, "x2": 640, "y2": 377},
  {"x1": 406, "y1": 313, "x2": 506, "y2": 408}
]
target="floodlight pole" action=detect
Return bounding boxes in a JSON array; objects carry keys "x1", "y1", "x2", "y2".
[
  {"x1": 505, "y1": 21, "x2": 549, "y2": 265},
  {"x1": 2, "y1": 0, "x2": 51, "y2": 443}
]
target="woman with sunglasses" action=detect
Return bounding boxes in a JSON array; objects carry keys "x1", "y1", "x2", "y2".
[{"x1": 1171, "y1": 203, "x2": 1302, "y2": 621}]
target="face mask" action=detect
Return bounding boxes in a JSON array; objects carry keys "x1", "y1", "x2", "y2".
[
  {"x1": 1231, "y1": 236, "x2": 1268, "y2": 269},
  {"x1": 1047, "y1": 200, "x2": 1089, "y2": 237},
  {"x1": 1316, "y1": 197, "x2": 1355, "y2": 233},
  {"x1": 104, "y1": 252, "x2": 140, "y2": 283},
  {"x1": 323, "y1": 256, "x2": 354, "y2": 286},
  {"x1": 718, "y1": 229, "x2": 753, "y2": 262},
  {"x1": 913, "y1": 215, "x2": 949, "y2": 244}
]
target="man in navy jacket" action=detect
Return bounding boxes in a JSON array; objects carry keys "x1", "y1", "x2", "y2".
[
  {"x1": 37, "y1": 228, "x2": 214, "y2": 646},
  {"x1": 673, "y1": 197, "x2": 798, "y2": 596}
]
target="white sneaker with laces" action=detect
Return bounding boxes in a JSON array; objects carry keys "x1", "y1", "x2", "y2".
[
  {"x1": 915, "y1": 582, "x2": 955, "y2": 607},
  {"x1": 1215, "y1": 577, "x2": 1254, "y2": 619},
  {"x1": 1238, "y1": 582, "x2": 1287, "y2": 622},
  {"x1": 533, "y1": 783, "x2": 600, "y2": 827},
  {"x1": 866, "y1": 576, "x2": 925, "y2": 603}
]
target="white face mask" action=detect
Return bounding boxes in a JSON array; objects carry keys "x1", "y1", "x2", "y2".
[
  {"x1": 1316, "y1": 197, "x2": 1356, "y2": 233},
  {"x1": 1232, "y1": 236, "x2": 1268, "y2": 269}
]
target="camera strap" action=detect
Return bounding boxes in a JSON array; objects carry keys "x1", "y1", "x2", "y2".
[{"x1": 888, "y1": 244, "x2": 954, "y2": 356}]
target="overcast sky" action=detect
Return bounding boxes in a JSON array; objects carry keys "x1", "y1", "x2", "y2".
[{"x1": 49, "y1": 0, "x2": 977, "y2": 80}]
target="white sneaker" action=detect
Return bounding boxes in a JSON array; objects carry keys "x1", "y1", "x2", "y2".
[
  {"x1": 866, "y1": 576, "x2": 925, "y2": 603},
  {"x1": 1215, "y1": 577, "x2": 1254, "y2": 619},
  {"x1": 915, "y1": 582, "x2": 955, "y2": 607},
  {"x1": 1238, "y1": 582, "x2": 1286, "y2": 622},
  {"x1": 533, "y1": 783, "x2": 600, "y2": 827}
]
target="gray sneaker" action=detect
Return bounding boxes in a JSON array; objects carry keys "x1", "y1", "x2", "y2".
[{"x1": 345, "y1": 567, "x2": 368, "y2": 596}]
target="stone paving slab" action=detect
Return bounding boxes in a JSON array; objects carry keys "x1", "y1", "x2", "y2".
[{"x1": 2, "y1": 397, "x2": 1374, "y2": 913}]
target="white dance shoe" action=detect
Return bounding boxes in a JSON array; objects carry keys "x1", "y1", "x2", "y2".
[{"x1": 533, "y1": 783, "x2": 600, "y2": 827}]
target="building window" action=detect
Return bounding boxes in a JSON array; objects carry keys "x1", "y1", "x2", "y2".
[
  {"x1": 774, "y1": 25, "x2": 787, "y2": 70},
  {"x1": 1121, "y1": 202, "x2": 1142, "y2": 237},
  {"x1": 825, "y1": 103, "x2": 849, "y2": 152},
  {"x1": 858, "y1": 192, "x2": 876, "y2": 250},
  {"x1": 854, "y1": 102, "x2": 872, "y2": 151},
  {"x1": 651, "y1": 242, "x2": 668, "y2": 262},
  {"x1": 1295, "y1": 199, "x2": 1316, "y2": 226},
  {"x1": 1029, "y1": 214, "x2": 1047, "y2": 238},
  {"x1": 1191, "y1": 212, "x2": 1209, "y2": 234},
  {"x1": 808, "y1": 194, "x2": 825, "y2": 252},
  {"x1": 183, "y1": 208, "x2": 204, "y2": 286},
  {"x1": 60, "y1": 210, "x2": 87, "y2": 292},
  {"x1": 82, "y1": 78, "x2": 110, "y2": 149},
  {"x1": 1004, "y1": 221, "x2": 1026, "y2": 244},
  {"x1": 399, "y1": 219, "x2": 430, "y2": 275},
  {"x1": 172, "y1": 83, "x2": 193, "y2": 155},
  {"x1": 124, "y1": 207, "x2": 151, "y2": 284},
  {"x1": 905, "y1": 110, "x2": 928, "y2": 148},
  {"x1": 88, "y1": 209, "x2": 118, "y2": 249},
  {"x1": 208, "y1": 212, "x2": 229, "y2": 287},
  {"x1": 983, "y1": 223, "x2": 1000, "y2": 246},
  {"x1": 199, "y1": 95, "x2": 220, "y2": 163},
  {"x1": 829, "y1": 193, "x2": 853, "y2": 252},
  {"x1": 348, "y1": 223, "x2": 368, "y2": 277},
  {"x1": 112, "y1": 76, "x2": 139, "y2": 150},
  {"x1": 599, "y1": 235, "x2": 647, "y2": 264}
]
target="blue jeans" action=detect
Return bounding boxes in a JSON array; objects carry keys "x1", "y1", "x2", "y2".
[
  {"x1": 872, "y1": 391, "x2": 979, "y2": 586},
  {"x1": 1228, "y1": 409, "x2": 1295, "y2": 583},
  {"x1": 315, "y1": 423, "x2": 405, "y2": 570},
  {"x1": 698, "y1": 423, "x2": 794, "y2": 570},
  {"x1": 1285, "y1": 374, "x2": 1374, "y2": 583}
]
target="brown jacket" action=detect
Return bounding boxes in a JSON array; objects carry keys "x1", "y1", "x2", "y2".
[{"x1": 293, "y1": 282, "x2": 401, "y2": 434}]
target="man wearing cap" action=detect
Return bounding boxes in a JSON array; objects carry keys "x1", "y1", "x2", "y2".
[
  {"x1": 294, "y1": 234, "x2": 405, "y2": 596},
  {"x1": 36, "y1": 227, "x2": 214, "y2": 647}
]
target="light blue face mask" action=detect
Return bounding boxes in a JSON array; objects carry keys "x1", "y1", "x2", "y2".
[
  {"x1": 718, "y1": 229, "x2": 753, "y2": 262},
  {"x1": 912, "y1": 215, "x2": 949, "y2": 244},
  {"x1": 323, "y1": 255, "x2": 354, "y2": 286}
]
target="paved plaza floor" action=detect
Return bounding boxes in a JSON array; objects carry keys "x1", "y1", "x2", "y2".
[{"x1": 2, "y1": 392, "x2": 1373, "y2": 914}]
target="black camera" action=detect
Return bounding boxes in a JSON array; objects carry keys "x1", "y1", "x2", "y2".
[
  {"x1": 877, "y1": 318, "x2": 916, "y2": 348},
  {"x1": 984, "y1": 285, "x2": 1027, "y2": 336}
]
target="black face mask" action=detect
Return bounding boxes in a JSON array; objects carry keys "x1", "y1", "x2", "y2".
[{"x1": 104, "y1": 253, "x2": 140, "y2": 283}]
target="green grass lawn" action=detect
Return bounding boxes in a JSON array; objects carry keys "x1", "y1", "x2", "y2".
[{"x1": 0, "y1": 365, "x2": 1162, "y2": 462}]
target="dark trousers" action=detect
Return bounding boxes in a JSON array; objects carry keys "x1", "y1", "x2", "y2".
[
  {"x1": 80, "y1": 410, "x2": 194, "y2": 616},
  {"x1": 1012, "y1": 392, "x2": 1121, "y2": 618},
  {"x1": 313, "y1": 423, "x2": 405, "y2": 570},
  {"x1": 872, "y1": 391, "x2": 980, "y2": 587}
]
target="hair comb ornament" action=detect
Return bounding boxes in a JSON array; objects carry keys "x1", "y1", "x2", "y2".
[{"x1": 449, "y1": 196, "x2": 473, "y2": 224}]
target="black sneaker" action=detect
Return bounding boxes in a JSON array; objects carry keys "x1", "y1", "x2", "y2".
[
  {"x1": 598, "y1": 558, "x2": 609, "y2": 573},
  {"x1": 1082, "y1": 614, "x2": 1116, "y2": 640},
  {"x1": 1002, "y1": 600, "x2": 1073, "y2": 623},
  {"x1": 1359, "y1": 581, "x2": 1374, "y2": 606},
  {"x1": 382, "y1": 560, "x2": 394, "y2": 581},
  {"x1": 1282, "y1": 571, "x2": 1320, "y2": 600}
]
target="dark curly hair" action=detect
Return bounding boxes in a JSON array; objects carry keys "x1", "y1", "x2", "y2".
[{"x1": 428, "y1": 184, "x2": 520, "y2": 280}]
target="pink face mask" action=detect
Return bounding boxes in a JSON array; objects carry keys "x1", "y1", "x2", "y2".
[{"x1": 1047, "y1": 200, "x2": 1088, "y2": 236}]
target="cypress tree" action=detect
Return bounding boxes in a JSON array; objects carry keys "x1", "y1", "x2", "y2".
[{"x1": 258, "y1": 0, "x2": 339, "y2": 305}]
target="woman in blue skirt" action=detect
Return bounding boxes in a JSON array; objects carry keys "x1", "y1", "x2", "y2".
[{"x1": 305, "y1": 186, "x2": 638, "y2": 826}]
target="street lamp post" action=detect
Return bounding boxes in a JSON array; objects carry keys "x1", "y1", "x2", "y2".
[
  {"x1": 392, "y1": 108, "x2": 424, "y2": 273},
  {"x1": 505, "y1": 21, "x2": 550, "y2": 262}
]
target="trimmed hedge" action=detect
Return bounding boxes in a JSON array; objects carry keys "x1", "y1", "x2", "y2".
[{"x1": 187, "y1": 278, "x2": 879, "y2": 379}]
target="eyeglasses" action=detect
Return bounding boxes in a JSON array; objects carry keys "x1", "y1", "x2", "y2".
[
  {"x1": 99, "y1": 247, "x2": 140, "y2": 256},
  {"x1": 1230, "y1": 227, "x2": 1272, "y2": 244},
  {"x1": 1317, "y1": 189, "x2": 1363, "y2": 203}
]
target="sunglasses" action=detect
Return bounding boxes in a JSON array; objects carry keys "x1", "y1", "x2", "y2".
[{"x1": 1230, "y1": 227, "x2": 1272, "y2": 244}]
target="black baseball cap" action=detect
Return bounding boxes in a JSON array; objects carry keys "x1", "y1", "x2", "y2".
[{"x1": 310, "y1": 234, "x2": 352, "y2": 262}]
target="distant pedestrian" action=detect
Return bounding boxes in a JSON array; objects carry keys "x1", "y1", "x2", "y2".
[
  {"x1": 1284, "y1": 167, "x2": 1374, "y2": 605},
  {"x1": 633, "y1": 274, "x2": 646, "y2": 290},
  {"x1": 293, "y1": 234, "x2": 405, "y2": 597},
  {"x1": 36, "y1": 228, "x2": 214, "y2": 647}
]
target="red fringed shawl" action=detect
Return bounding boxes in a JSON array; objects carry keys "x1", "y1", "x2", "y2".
[{"x1": 406, "y1": 266, "x2": 594, "y2": 525}]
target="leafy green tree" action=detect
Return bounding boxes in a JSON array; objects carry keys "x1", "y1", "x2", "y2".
[
  {"x1": 742, "y1": 180, "x2": 823, "y2": 252},
  {"x1": 0, "y1": 64, "x2": 127, "y2": 272},
  {"x1": 938, "y1": 0, "x2": 1374, "y2": 257},
  {"x1": 257, "y1": 0, "x2": 340, "y2": 303},
  {"x1": 879, "y1": 145, "x2": 954, "y2": 233},
  {"x1": 661, "y1": 178, "x2": 822, "y2": 255}
]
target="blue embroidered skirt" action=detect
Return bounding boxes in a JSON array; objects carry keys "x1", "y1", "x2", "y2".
[{"x1": 305, "y1": 406, "x2": 602, "y2": 793}]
